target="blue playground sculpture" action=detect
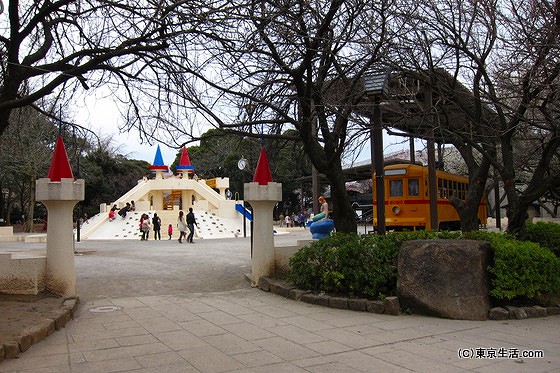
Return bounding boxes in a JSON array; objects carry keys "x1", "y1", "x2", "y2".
[{"x1": 309, "y1": 219, "x2": 335, "y2": 239}]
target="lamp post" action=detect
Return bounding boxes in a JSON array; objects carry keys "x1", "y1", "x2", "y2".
[{"x1": 364, "y1": 71, "x2": 389, "y2": 235}]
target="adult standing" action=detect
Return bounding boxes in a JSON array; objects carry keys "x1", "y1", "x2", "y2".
[
  {"x1": 299, "y1": 211, "x2": 307, "y2": 228},
  {"x1": 186, "y1": 207, "x2": 198, "y2": 243},
  {"x1": 139, "y1": 214, "x2": 145, "y2": 240},
  {"x1": 177, "y1": 210, "x2": 187, "y2": 243},
  {"x1": 141, "y1": 214, "x2": 151, "y2": 241},
  {"x1": 152, "y1": 213, "x2": 162, "y2": 240}
]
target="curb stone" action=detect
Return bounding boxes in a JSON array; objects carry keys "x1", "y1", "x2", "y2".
[
  {"x1": 257, "y1": 277, "x2": 395, "y2": 315},
  {"x1": 256, "y1": 277, "x2": 560, "y2": 320}
]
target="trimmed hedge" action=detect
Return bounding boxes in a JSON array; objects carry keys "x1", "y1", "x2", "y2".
[
  {"x1": 287, "y1": 230, "x2": 560, "y2": 304},
  {"x1": 525, "y1": 221, "x2": 560, "y2": 257}
]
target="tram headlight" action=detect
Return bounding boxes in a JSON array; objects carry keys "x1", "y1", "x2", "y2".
[{"x1": 391, "y1": 205, "x2": 401, "y2": 215}]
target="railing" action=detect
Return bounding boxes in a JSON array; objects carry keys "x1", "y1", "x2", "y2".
[{"x1": 352, "y1": 202, "x2": 375, "y2": 234}]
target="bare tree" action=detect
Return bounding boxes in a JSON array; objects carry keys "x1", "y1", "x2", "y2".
[
  {"x1": 127, "y1": 0, "x2": 400, "y2": 233},
  {"x1": 0, "y1": 0, "x2": 191, "y2": 137},
  {"x1": 380, "y1": 0, "x2": 498, "y2": 231},
  {"x1": 391, "y1": 0, "x2": 560, "y2": 237},
  {"x1": 0, "y1": 106, "x2": 57, "y2": 231}
]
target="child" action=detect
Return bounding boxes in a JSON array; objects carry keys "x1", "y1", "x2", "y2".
[{"x1": 168, "y1": 224, "x2": 173, "y2": 240}]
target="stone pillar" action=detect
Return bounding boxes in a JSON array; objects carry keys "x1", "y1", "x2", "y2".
[
  {"x1": 152, "y1": 191, "x2": 164, "y2": 210},
  {"x1": 182, "y1": 190, "x2": 194, "y2": 210},
  {"x1": 36, "y1": 178, "x2": 85, "y2": 297},
  {"x1": 244, "y1": 181, "x2": 282, "y2": 284},
  {"x1": 215, "y1": 177, "x2": 230, "y2": 198}
]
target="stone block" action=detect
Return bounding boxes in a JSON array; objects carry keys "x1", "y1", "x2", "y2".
[
  {"x1": 366, "y1": 300, "x2": 385, "y2": 314},
  {"x1": 63, "y1": 297, "x2": 79, "y2": 318},
  {"x1": 314, "y1": 294, "x2": 330, "y2": 307},
  {"x1": 523, "y1": 306, "x2": 547, "y2": 318},
  {"x1": 257, "y1": 276, "x2": 271, "y2": 292},
  {"x1": 25, "y1": 319, "x2": 55, "y2": 344},
  {"x1": 384, "y1": 296, "x2": 401, "y2": 315},
  {"x1": 329, "y1": 297, "x2": 348, "y2": 310},
  {"x1": 301, "y1": 293, "x2": 318, "y2": 304},
  {"x1": 398, "y1": 240, "x2": 492, "y2": 320},
  {"x1": 270, "y1": 282, "x2": 294, "y2": 298},
  {"x1": 52, "y1": 309, "x2": 72, "y2": 330},
  {"x1": 18, "y1": 334, "x2": 33, "y2": 352},
  {"x1": 547, "y1": 306, "x2": 560, "y2": 316},
  {"x1": 488, "y1": 307, "x2": 509, "y2": 320},
  {"x1": 506, "y1": 306, "x2": 528, "y2": 320},
  {"x1": 3, "y1": 341, "x2": 19, "y2": 359},
  {"x1": 288, "y1": 289, "x2": 307, "y2": 301},
  {"x1": 347, "y1": 298, "x2": 368, "y2": 312}
]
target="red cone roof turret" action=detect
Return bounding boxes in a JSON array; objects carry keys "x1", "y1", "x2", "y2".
[
  {"x1": 47, "y1": 135, "x2": 74, "y2": 182},
  {"x1": 253, "y1": 147, "x2": 273, "y2": 185},
  {"x1": 176, "y1": 147, "x2": 195, "y2": 173}
]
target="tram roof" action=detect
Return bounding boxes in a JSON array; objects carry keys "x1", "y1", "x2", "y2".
[{"x1": 296, "y1": 158, "x2": 417, "y2": 183}]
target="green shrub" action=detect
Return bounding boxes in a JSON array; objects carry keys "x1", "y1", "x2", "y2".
[
  {"x1": 287, "y1": 229, "x2": 560, "y2": 303},
  {"x1": 525, "y1": 222, "x2": 560, "y2": 256},
  {"x1": 287, "y1": 232, "x2": 401, "y2": 298},
  {"x1": 488, "y1": 236, "x2": 560, "y2": 300},
  {"x1": 287, "y1": 230, "x2": 462, "y2": 299},
  {"x1": 464, "y1": 230, "x2": 560, "y2": 301}
]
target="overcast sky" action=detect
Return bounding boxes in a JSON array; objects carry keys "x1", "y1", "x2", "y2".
[
  {"x1": 76, "y1": 94, "x2": 179, "y2": 164},
  {"x1": 76, "y1": 92, "x2": 416, "y2": 169}
]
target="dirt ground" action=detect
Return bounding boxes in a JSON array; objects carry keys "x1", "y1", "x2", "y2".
[{"x1": 0, "y1": 293, "x2": 69, "y2": 348}]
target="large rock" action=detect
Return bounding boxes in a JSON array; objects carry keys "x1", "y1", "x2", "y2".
[{"x1": 397, "y1": 240, "x2": 492, "y2": 320}]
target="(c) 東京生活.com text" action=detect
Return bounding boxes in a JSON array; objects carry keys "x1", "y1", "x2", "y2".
[{"x1": 458, "y1": 347, "x2": 544, "y2": 359}]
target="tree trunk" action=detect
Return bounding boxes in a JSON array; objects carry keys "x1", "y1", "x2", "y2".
[
  {"x1": 327, "y1": 171, "x2": 357, "y2": 234},
  {"x1": 506, "y1": 201, "x2": 529, "y2": 238},
  {"x1": 452, "y1": 198, "x2": 480, "y2": 232},
  {"x1": 27, "y1": 179, "x2": 36, "y2": 233}
]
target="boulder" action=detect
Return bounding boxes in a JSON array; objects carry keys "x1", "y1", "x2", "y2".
[{"x1": 397, "y1": 240, "x2": 492, "y2": 320}]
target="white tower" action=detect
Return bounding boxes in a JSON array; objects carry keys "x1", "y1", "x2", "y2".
[{"x1": 36, "y1": 136, "x2": 84, "y2": 297}]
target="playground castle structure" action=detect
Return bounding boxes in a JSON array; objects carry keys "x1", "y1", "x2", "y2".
[{"x1": 80, "y1": 146, "x2": 249, "y2": 240}]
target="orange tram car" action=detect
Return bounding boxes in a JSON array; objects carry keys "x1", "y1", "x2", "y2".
[{"x1": 373, "y1": 163, "x2": 487, "y2": 231}]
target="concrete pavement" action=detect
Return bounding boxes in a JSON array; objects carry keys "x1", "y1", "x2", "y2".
[{"x1": 0, "y1": 229, "x2": 559, "y2": 372}]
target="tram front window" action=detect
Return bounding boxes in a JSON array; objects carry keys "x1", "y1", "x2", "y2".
[
  {"x1": 408, "y1": 179, "x2": 419, "y2": 196},
  {"x1": 390, "y1": 180, "x2": 403, "y2": 197}
]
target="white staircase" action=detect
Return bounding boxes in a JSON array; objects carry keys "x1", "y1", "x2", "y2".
[{"x1": 81, "y1": 208, "x2": 247, "y2": 240}]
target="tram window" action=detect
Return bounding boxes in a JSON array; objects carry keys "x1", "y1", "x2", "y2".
[
  {"x1": 390, "y1": 180, "x2": 403, "y2": 197},
  {"x1": 408, "y1": 179, "x2": 419, "y2": 196},
  {"x1": 438, "y1": 178, "x2": 443, "y2": 198}
]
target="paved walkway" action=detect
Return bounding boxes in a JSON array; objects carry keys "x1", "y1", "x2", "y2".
[{"x1": 0, "y1": 230, "x2": 559, "y2": 372}]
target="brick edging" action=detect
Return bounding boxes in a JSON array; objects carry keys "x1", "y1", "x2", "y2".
[
  {"x1": 0, "y1": 297, "x2": 79, "y2": 362},
  {"x1": 256, "y1": 277, "x2": 401, "y2": 316},
  {"x1": 255, "y1": 277, "x2": 560, "y2": 320}
]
